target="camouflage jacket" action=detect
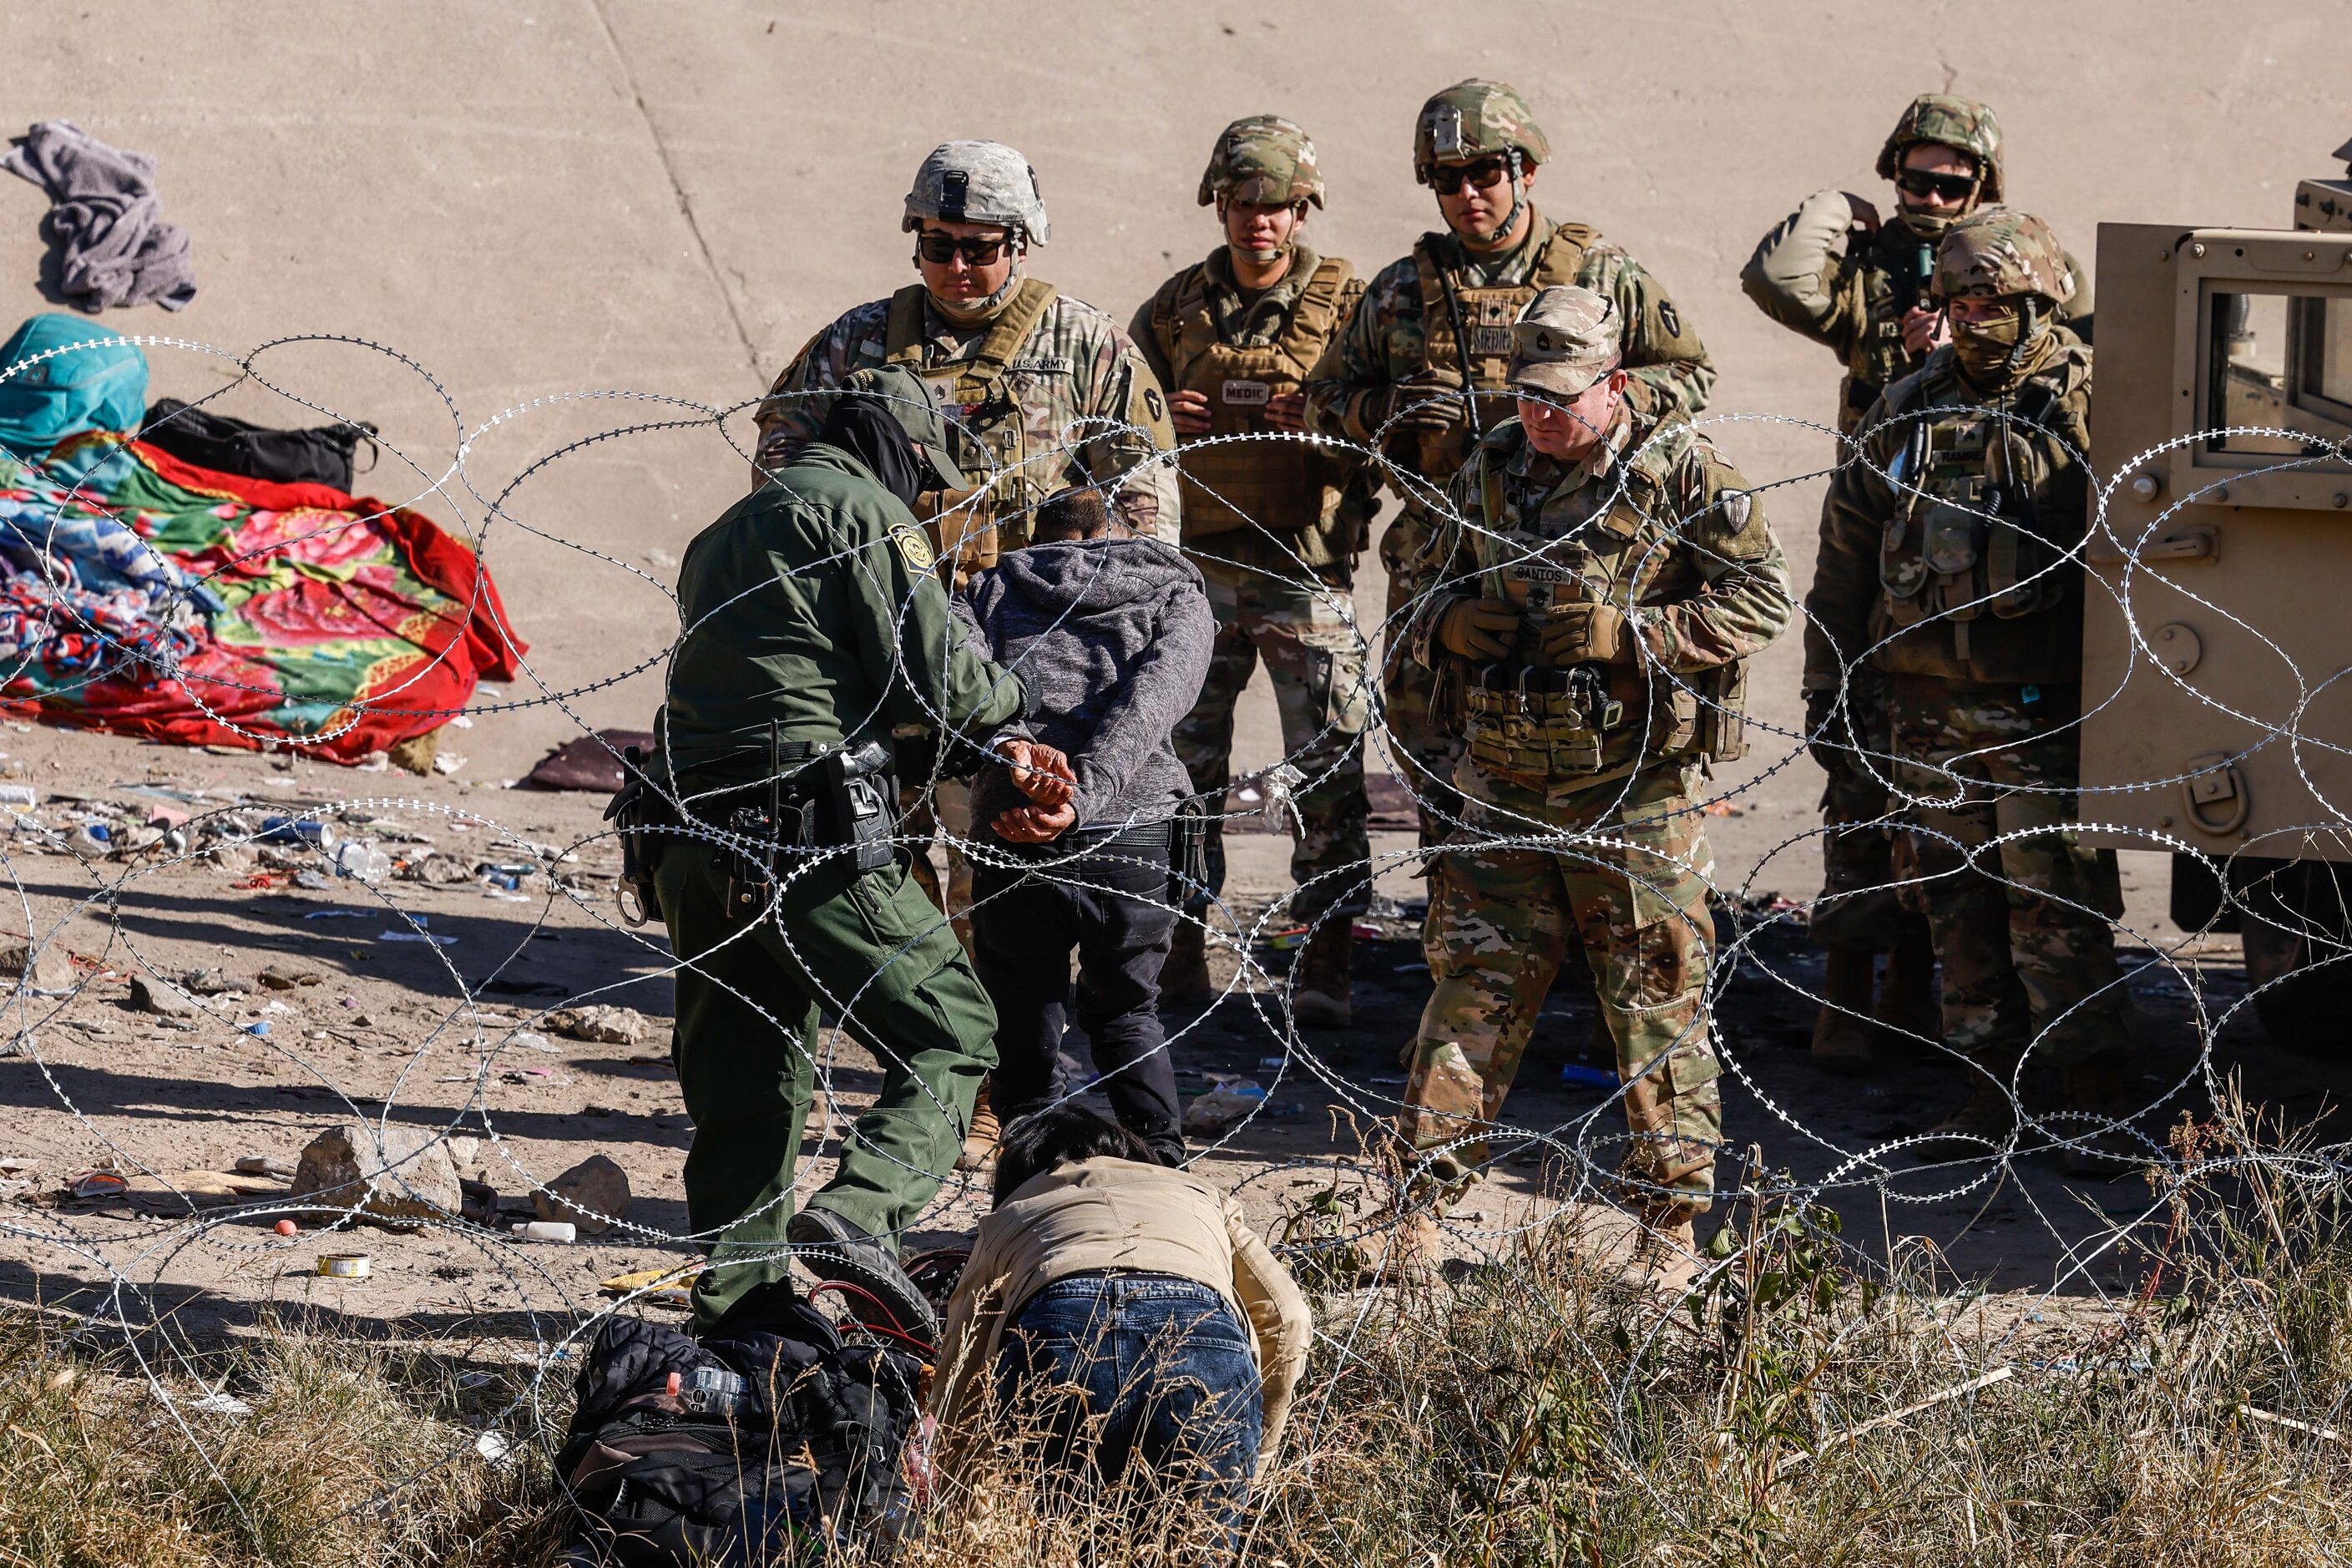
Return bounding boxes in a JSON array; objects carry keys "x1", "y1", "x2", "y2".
[
  {"x1": 1130, "y1": 245, "x2": 1373, "y2": 576},
  {"x1": 1807, "y1": 332, "x2": 2093, "y2": 690},
  {"x1": 753, "y1": 281, "x2": 1181, "y2": 544},
  {"x1": 1743, "y1": 190, "x2": 2097, "y2": 435},
  {"x1": 1402, "y1": 406, "x2": 1791, "y2": 807},
  {"x1": 1302, "y1": 209, "x2": 1715, "y2": 496}
]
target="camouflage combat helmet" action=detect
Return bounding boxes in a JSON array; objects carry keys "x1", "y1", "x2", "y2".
[
  {"x1": 1876, "y1": 94, "x2": 2005, "y2": 202},
  {"x1": 1933, "y1": 207, "x2": 2074, "y2": 303},
  {"x1": 1198, "y1": 114, "x2": 1325, "y2": 209},
  {"x1": 903, "y1": 140, "x2": 1050, "y2": 244},
  {"x1": 1414, "y1": 79, "x2": 1551, "y2": 179}
]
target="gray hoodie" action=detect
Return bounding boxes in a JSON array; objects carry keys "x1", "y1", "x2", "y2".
[{"x1": 958, "y1": 537, "x2": 1213, "y2": 830}]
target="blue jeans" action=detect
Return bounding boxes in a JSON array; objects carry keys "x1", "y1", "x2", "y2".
[{"x1": 992, "y1": 1272, "x2": 1262, "y2": 1559}]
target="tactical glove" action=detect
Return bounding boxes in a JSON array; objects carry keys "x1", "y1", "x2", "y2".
[
  {"x1": 1803, "y1": 685, "x2": 1850, "y2": 776},
  {"x1": 1434, "y1": 599, "x2": 1521, "y2": 661},
  {"x1": 1350, "y1": 376, "x2": 1461, "y2": 440},
  {"x1": 1535, "y1": 603, "x2": 1631, "y2": 666}
]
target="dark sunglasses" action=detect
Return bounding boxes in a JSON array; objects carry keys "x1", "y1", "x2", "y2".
[
  {"x1": 915, "y1": 232, "x2": 1014, "y2": 265},
  {"x1": 1894, "y1": 168, "x2": 1978, "y2": 203},
  {"x1": 1421, "y1": 155, "x2": 1514, "y2": 195}
]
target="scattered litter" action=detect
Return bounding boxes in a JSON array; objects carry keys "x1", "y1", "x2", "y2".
[
  {"x1": 292, "y1": 869, "x2": 333, "y2": 891},
  {"x1": 433, "y1": 753, "x2": 468, "y2": 776},
  {"x1": 66, "y1": 1169, "x2": 126, "y2": 1199},
  {"x1": 274, "y1": 1218, "x2": 298, "y2": 1237},
  {"x1": 1182, "y1": 1080, "x2": 1266, "y2": 1136},
  {"x1": 511, "y1": 1031, "x2": 558, "y2": 1054},
  {"x1": 314, "y1": 1252, "x2": 371, "y2": 1278},
  {"x1": 379, "y1": 931, "x2": 459, "y2": 946},
  {"x1": 242, "y1": 1021, "x2": 271, "y2": 1037},
  {"x1": 334, "y1": 840, "x2": 391, "y2": 883},
  {"x1": 1560, "y1": 1064, "x2": 1621, "y2": 1092},
  {"x1": 301, "y1": 908, "x2": 371, "y2": 920},
  {"x1": 475, "y1": 1429, "x2": 512, "y2": 1466},
  {"x1": 187, "y1": 1391, "x2": 254, "y2": 1418},
  {"x1": 511, "y1": 1219, "x2": 575, "y2": 1242},
  {"x1": 0, "y1": 785, "x2": 35, "y2": 811}
]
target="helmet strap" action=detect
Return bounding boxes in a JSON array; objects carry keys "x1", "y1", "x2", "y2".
[
  {"x1": 1459, "y1": 149, "x2": 1530, "y2": 254},
  {"x1": 928, "y1": 236, "x2": 1026, "y2": 324}
]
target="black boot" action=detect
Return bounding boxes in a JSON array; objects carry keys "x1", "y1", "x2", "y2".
[{"x1": 786, "y1": 1206, "x2": 939, "y2": 1344}]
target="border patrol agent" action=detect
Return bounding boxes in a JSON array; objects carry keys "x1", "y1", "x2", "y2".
[
  {"x1": 1387, "y1": 286, "x2": 1790, "y2": 1277},
  {"x1": 1134, "y1": 114, "x2": 1374, "y2": 1027},
  {"x1": 635, "y1": 367, "x2": 1055, "y2": 1336}
]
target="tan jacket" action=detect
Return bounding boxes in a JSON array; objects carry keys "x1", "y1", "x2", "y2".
[{"x1": 929, "y1": 1156, "x2": 1313, "y2": 1479}]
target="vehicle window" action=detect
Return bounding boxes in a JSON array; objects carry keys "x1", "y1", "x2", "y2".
[{"x1": 2204, "y1": 289, "x2": 2352, "y2": 459}]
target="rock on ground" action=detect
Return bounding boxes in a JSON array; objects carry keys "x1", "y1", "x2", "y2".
[
  {"x1": 0, "y1": 941, "x2": 74, "y2": 993},
  {"x1": 288, "y1": 1122, "x2": 463, "y2": 1227},
  {"x1": 547, "y1": 1005, "x2": 649, "y2": 1046},
  {"x1": 533, "y1": 1153, "x2": 630, "y2": 1237}
]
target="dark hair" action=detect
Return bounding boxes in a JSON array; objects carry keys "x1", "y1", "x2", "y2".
[
  {"x1": 992, "y1": 1103, "x2": 1153, "y2": 1206},
  {"x1": 1031, "y1": 486, "x2": 1115, "y2": 541}
]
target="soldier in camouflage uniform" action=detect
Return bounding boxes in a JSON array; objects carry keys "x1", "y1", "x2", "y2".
[
  {"x1": 753, "y1": 141, "x2": 1181, "y2": 1166},
  {"x1": 1133, "y1": 116, "x2": 1374, "y2": 1028},
  {"x1": 1746, "y1": 97, "x2": 2094, "y2": 1068},
  {"x1": 1382, "y1": 286, "x2": 1791, "y2": 1280},
  {"x1": 1304, "y1": 80, "x2": 1714, "y2": 852},
  {"x1": 1808, "y1": 208, "x2": 2132, "y2": 1165}
]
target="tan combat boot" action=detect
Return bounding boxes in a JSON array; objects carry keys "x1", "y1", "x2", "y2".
[
  {"x1": 1292, "y1": 916, "x2": 1353, "y2": 1030},
  {"x1": 1161, "y1": 920, "x2": 1214, "y2": 1014},
  {"x1": 955, "y1": 1080, "x2": 1001, "y2": 1171},
  {"x1": 1874, "y1": 917, "x2": 1940, "y2": 1042},
  {"x1": 1361, "y1": 1201, "x2": 1448, "y2": 1288},
  {"x1": 1810, "y1": 947, "x2": 1879, "y2": 1074}
]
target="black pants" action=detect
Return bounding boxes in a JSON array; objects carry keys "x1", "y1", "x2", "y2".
[{"x1": 971, "y1": 825, "x2": 1185, "y2": 1164}]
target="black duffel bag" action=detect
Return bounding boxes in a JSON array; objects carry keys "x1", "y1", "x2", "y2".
[
  {"x1": 139, "y1": 397, "x2": 377, "y2": 492},
  {"x1": 556, "y1": 1282, "x2": 924, "y2": 1565}
]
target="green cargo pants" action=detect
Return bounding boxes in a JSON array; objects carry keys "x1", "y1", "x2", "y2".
[{"x1": 655, "y1": 839, "x2": 997, "y2": 1328}]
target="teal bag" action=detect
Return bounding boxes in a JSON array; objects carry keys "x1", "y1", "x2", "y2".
[{"x1": 0, "y1": 313, "x2": 149, "y2": 459}]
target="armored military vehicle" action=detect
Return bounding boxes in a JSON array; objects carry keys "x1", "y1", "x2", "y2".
[{"x1": 2079, "y1": 137, "x2": 2352, "y2": 1045}]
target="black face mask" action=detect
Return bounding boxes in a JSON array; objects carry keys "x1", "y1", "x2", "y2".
[{"x1": 818, "y1": 397, "x2": 929, "y2": 508}]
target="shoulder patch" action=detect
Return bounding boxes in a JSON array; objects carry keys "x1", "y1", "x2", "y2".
[{"x1": 890, "y1": 522, "x2": 937, "y2": 572}]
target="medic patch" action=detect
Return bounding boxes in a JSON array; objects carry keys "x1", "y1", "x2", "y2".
[
  {"x1": 1221, "y1": 379, "x2": 1270, "y2": 405},
  {"x1": 890, "y1": 523, "x2": 937, "y2": 572}
]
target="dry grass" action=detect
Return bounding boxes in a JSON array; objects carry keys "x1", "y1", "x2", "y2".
[{"x1": 8, "y1": 1100, "x2": 2352, "y2": 1565}]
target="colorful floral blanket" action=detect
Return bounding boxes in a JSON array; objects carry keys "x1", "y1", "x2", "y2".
[{"x1": 0, "y1": 432, "x2": 523, "y2": 760}]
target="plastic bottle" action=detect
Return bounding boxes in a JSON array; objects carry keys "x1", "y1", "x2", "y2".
[{"x1": 334, "y1": 840, "x2": 391, "y2": 884}]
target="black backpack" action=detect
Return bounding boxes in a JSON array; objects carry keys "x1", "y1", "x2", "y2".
[
  {"x1": 138, "y1": 397, "x2": 378, "y2": 492},
  {"x1": 556, "y1": 1284, "x2": 925, "y2": 1566}
]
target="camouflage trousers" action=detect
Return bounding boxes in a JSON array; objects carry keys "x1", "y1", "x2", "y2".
[
  {"x1": 1379, "y1": 506, "x2": 1463, "y2": 848},
  {"x1": 1888, "y1": 676, "x2": 2128, "y2": 1067},
  {"x1": 1173, "y1": 559, "x2": 1371, "y2": 921},
  {"x1": 1812, "y1": 665, "x2": 1930, "y2": 952},
  {"x1": 1402, "y1": 769, "x2": 1722, "y2": 1209}
]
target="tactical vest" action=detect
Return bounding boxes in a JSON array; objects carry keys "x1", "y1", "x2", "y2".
[
  {"x1": 1451, "y1": 429, "x2": 1748, "y2": 793},
  {"x1": 1876, "y1": 357, "x2": 2086, "y2": 660},
  {"x1": 1838, "y1": 227, "x2": 1939, "y2": 432},
  {"x1": 883, "y1": 277, "x2": 1060, "y2": 570},
  {"x1": 1408, "y1": 223, "x2": 1596, "y2": 483},
  {"x1": 1151, "y1": 255, "x2": 1353, "y2": 539}
]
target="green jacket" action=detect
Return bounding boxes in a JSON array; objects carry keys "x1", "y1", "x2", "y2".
[{"x1": 658, "y1": 443, "x2": 1027, "y2": 782}]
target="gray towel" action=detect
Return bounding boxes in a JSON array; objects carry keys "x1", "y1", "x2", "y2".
[{"x1": 3, "y1": 119, "x2": 195, "y2": 312}]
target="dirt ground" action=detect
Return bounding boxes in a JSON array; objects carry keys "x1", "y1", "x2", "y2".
[{"x1": 0, "y1": 2, "x2": 2348, "y2": 1355}]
